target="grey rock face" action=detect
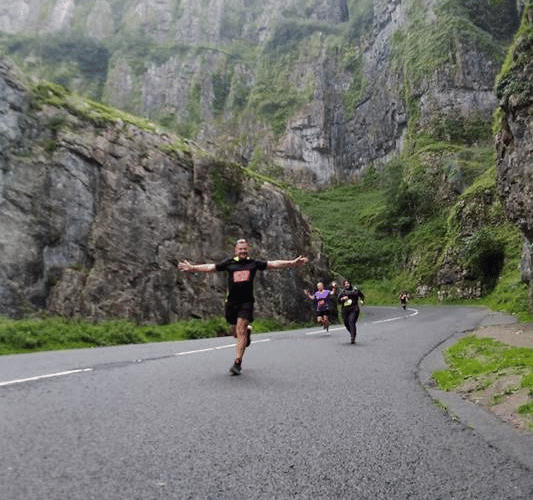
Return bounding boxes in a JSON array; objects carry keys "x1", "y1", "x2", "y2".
[
  {"x1": 495, "y1": 5, "x2": 533, "y2": 308},
  {"x1": 0, "y1": 0, "x2": 507, "y2": 186},
  {"x1": 0, "y1": 58, "x2": 327, "y2": 322}
]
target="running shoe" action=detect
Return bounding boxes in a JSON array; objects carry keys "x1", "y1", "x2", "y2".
[
  {"x1": 246, "y1": 325, "x2": 252, "y2": 347},
  {"x1": 229, "y1": 361, "x2": 242, "y2": 376}
]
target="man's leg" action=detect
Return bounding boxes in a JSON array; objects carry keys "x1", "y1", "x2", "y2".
[
  {"x1": 229, "y1": 303, "x2": 254, "y2": 375},
  {"x1": 342, "y1": 312, "x2": 350, "y2": 333},
  {"x1": 234, "y1": 317, "x2": 249, "y2": 362},
  {"x1": 229, "y1": 318, "x2": 249, "y2": 375},
  {"x1": 349, "y1": 310, "x2": 360, "y2": 343}
]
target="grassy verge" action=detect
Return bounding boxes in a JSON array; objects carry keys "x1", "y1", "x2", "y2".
[
  {"x1": 432, "y1": 335, "x2": 533, "y2": 424},
  {"x1": 0, "y1": 316, "x2": 307, "y2": 356}
]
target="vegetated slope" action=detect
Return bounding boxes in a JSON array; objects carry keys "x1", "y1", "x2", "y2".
[{"x1": 291, "y1": 134, "x2": 529, "y2": 318}]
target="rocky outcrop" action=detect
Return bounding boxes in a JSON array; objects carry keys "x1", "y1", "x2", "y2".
[
  {"x1": 0, "y1": 57, "x2": 328, "y2": 322},
  {"x1": 495, "y1": 3, "x2": 533, "y2": 309}
]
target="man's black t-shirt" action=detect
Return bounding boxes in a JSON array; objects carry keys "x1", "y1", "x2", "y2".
[{"x1": 215, "y1": 257, "x2": 268, "y2": 303}]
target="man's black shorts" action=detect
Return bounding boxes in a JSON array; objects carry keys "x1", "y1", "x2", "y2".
[{"x1": 225, "y1": 300, "x2": 254, "y2": 325}]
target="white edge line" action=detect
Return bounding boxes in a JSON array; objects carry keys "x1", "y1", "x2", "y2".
[{"x1": 0, "y1": 368, "x2": 93, "y2": 387}]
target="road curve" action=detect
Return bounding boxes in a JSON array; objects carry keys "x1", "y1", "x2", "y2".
[{"x1": 1, "y1": 306, "x2": 532, "y2": 499}]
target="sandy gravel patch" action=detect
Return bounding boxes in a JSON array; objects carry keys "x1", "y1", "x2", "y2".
[{"x1": 473, "y1": 323, "x2": 533, "y2": 348}]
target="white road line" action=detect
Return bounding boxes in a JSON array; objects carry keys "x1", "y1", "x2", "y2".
[
  {"x1": 0, "y1": 368, "x2": 93, "y2": 387},
  {"x1": 0, "y1": 309, "x2": 420, "y2": 387},
  {"x1": 306, "y1": 308, "x2": 419, "y2": 333},
  {"x1": 371, "y1": 308, "x2": 419, "y2": 324},
  {"x1": 174, "y1": 347, "x2": 215, "y2": 356},
  {"x1": 176, "y1": 338, "x2": 271, "y2": 356},
  {"x1": 0, "y1": 339, "x2": 274, "y2": 388},
  {"x1": 306, "y1": 327, "x2": 344, "y2": 335}
]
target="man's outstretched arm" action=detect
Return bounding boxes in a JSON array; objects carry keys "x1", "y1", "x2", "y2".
[
  {"x1": 177, "y1": 260, "x2": 217, "y2": 273},
  {"x1": 267, "y1": 255, "x2": 308, "y2": 270}
]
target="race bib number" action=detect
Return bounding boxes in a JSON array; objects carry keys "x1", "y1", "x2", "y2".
[
  {"x1": 233, "y1": 270, "x2": 251, "y2": 282},
  {"x1": 344, "y1": 299, "x2": 352, "y2": 306}
]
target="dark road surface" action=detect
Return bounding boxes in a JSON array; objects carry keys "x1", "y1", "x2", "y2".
[{"x1": 1, "y1": 306, "x2": 532, "y2": 499}]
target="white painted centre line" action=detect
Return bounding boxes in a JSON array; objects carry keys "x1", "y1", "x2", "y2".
[
  {"x1": 306, "y1": 308, "x2": 419, "y2": 334},
  {"x1": 0, "y1": 339, "x2": 273, "y2": 387},
  {"x1": 175, "y1": 338, "x2": 271, "y2": 356}
]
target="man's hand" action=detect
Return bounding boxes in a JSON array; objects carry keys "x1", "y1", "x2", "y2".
[
  {"x1": 177, "y1": 260, "x2": 192, "y2": 272},
  {"x1": 294, "y1": 255, "x2": 309, "y2": 266}
]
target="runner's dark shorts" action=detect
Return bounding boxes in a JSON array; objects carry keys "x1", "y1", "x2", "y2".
[
  {"x1": 225, "y1": 300, "x2": 254, "y2": 325},
  {"x1": 316, "y1": 308, "x2": 332, "y2": 318}
]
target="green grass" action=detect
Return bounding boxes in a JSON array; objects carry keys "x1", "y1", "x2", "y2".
[
  {"x1": 31, "y1": 81, "x2": 160, "y2": 132},
  {"x1": 290, "y1": 184, "x2": 405, "y2": 282},
  {"x1": 0, "y1": 316, "x2": 306, "y2": 355},
  {"x1": 433, "y1": 335, "x2": 533, "y2": 417}
]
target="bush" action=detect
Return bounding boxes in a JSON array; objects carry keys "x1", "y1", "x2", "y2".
[
  {"x1": 182, "y1": 317, "x2": 228, "y2": 339},
  {"x1": 429, "y1": 112, "x2": 492, "y2": 145}
]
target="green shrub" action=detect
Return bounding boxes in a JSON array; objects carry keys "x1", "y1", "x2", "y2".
[
  {"x1": 182, "y1": 317, "x2": 228, "y2": 339},
  {"x1": 518, "y1": 402, "x2": 533, "y2": 416}
]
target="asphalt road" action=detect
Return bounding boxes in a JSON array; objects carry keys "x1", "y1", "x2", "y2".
[{"x1": 1, "y1": 306, "x2": 533, "y2": 500}]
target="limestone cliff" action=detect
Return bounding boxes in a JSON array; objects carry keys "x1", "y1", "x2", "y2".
[
  {"x1": 495, "y1": 1, "x2": 533, "y2": 309},
  {"x1": 0, "y1": 0, "x2": 519, "y2": 186},
  {"x1": 0, "y1": 57, "x2": 328, "y2": 322}
]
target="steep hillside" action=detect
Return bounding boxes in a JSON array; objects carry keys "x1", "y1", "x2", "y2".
[{"x1": 291, "y1": 136, "x2": 527, "y2": 307}]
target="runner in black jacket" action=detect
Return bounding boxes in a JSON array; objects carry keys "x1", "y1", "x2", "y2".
[{"x1": 337, "y1": 279, "x2": 365, "y2": 344}]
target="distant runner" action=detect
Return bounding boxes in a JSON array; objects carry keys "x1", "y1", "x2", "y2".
[{"x1": 178, "y1": 239, "x2": 308, "y2": 375}]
